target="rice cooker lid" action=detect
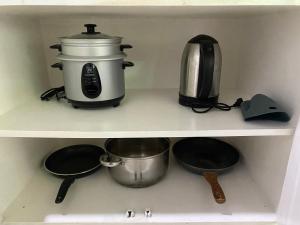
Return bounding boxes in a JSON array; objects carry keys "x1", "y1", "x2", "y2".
[{"x1": 61, "y1": 24, "x2": 122, "y2": 45}]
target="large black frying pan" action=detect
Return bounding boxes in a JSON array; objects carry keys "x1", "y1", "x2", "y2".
[
  {"x1": 44, "y1": 145, "x2": 105, "y2": 204},
  {"x1": 173, "y1": 138, "x2": 239, "y2": 204}
]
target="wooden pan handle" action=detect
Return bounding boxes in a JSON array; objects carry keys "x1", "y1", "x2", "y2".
[{"x1": 203, "y1": 172, "x2": 226, "y2": 204}]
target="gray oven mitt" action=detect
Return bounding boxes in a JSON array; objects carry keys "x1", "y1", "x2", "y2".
[{"x1": 240, "y1": 94, "x2": 290, "y2": 122}]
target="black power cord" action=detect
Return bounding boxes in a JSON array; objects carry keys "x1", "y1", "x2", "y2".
[
  {"x1": 40, "y1": 86, "x2": 65, "y2": 101},
  {"x1": 192, "y1": 98, "x2": 244, "y2": 113}
]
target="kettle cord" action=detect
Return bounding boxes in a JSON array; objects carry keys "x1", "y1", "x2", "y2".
[
  {"x1": 40, "y1": 86, "x2": 65, "y2": 101},
  {"x1": 192, "y1": 98, "x2": 244, "y2": 113}
]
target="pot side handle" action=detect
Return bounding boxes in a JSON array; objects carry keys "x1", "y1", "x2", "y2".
[
  {"x1": 120, "y1": 44, "x2": 133, "y2": 51},
  {"x1": 122, "y1": 61, "x2": 134, "y2": 69},
  {"x1": 51, "y1": 63, "x2": 63, "y2": 70},
  {"x1": 50, "y1": 44, "x2": 62, "y2": 52},
  {"x1": 100, "y1": 154, "x2": 122, "y2": 167}
]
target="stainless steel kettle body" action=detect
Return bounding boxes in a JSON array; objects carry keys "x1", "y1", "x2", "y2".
[{"x1": 179, "y1": 35, "x2": 222, "y2": 108}]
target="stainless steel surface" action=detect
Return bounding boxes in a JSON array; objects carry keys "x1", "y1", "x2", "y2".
[
  {"x1": 51, "y1": 24, "x2": 132, "y2": 105},
  {"x1": 126, "y1": 210, "x2": 135, "y2": 218},
  {"x1": 106, "y1": 138, "x2": 169, "y2": 158},
  {"x1": 179, "y1": 42, "x2": 221, "y2": 99},
  {"x1": 179, "y1": 43, "x2": 200, "y2": 98},
  {"x1": 101, "y1": 138, "x2": 170, "y2": 187},
  {"x1": 209, "y1": 44, "x2": 222, "y2": 98},
  {"x1": 57, "y1": 53, "x2": 125, "y2": 61},
  {"x1": 60, "y1": 25, "x2": 122, "y2": 57},
  {"x1": 61, "y1": 34, "x2": 121, "y2": 44},
  {"x1": 144, "y1": 209, "x2": 152, "y2": 217},
  {"x1": 61, "y1": 43, "x2": 122, "y2": 57},
  {"x1": 61, "y1": 59, "x2": 125, "y2": 102}
]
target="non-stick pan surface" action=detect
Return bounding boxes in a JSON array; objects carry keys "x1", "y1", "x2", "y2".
[
  {"x1": 173, "y1": 138, "x2": 239, "y2": 173},
  {"x1": 45, "y1": 145, "x2": 104, "y2": 176},
  {"x1": 173, "y1": 138, "x2": 240, "y2": 204},
  {"x1": 44, "y1": 145, "x2": 105, "y2": 204}
]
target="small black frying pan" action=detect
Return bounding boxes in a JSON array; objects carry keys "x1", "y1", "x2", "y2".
[
  {"x1": 173, "y1": 138, "x2": 239, "y2": 204},
  {"x1": 44, "y1": 145, "x2": 105, "y2": 204}
]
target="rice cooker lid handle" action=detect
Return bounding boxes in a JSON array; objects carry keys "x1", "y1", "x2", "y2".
[{"x1": 82, "y1": 24, "x2": 100, "y2": 35}]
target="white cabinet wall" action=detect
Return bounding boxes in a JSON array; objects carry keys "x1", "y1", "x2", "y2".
[{"x1": 0, "y1": 3, "x2": 299, "y2": 225}]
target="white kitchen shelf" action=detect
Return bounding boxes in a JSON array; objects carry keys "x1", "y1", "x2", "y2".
[
  {"x1": 2, "y1": 158, "x2": 275, "y2": 224},
  {"x1": 1, "y1": 0, "x2": 299, "y2": 6},
  {"x1": 0, "y1": 4, "x2": 297, "y2": 18},
  {"x1": 0, "y1": 89, "x2": 293, "y2": 138}
]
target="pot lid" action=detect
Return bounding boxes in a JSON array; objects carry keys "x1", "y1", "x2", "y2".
[{"x1": 61, "y1": 24, "x2": 122, "y2": 44}]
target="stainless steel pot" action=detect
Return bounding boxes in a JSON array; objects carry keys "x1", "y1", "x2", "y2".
[
  {"x1": 100, "y1": 138, "x2": 170, "y2": 187},
  {"x1": 50, "y1": 24, "x2": 134, "y2": 108}
]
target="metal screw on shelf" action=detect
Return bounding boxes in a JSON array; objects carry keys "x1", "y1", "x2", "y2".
[
  {"x1": 126, "y1": 210, "x2": 135, "y2": 218},
  {"x1": 144, "y1": 209, "x2": 152, "y2": 217}
]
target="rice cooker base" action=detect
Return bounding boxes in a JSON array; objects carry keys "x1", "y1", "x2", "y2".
[{"x1": 69, "y1": 95, "x2": 124, "y2": 108}]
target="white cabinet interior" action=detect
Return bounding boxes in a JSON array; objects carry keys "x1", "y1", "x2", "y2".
[
  {"x1": 0, "y1": 137, "x2": 293, "y2": 224},
  {"x1": 0, "y1": 89, "x2": 293, "y2": 138},
  {"x1": 0, "y1": 4, "x2": 299, "y2": 225},
  {"x1": 0, "y1": 8, "x2": 299, "y2": 137}
]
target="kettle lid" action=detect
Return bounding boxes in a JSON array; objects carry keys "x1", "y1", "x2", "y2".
[{"x1": 188, "y1": 34, "x2": 218, "y2": 44}]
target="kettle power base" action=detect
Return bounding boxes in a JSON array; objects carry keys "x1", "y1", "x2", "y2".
[
  {"x1": 68, "y1": 95, "x2": 124, "y2": 108},
  {"x1": 179, "y1": 94, "x2": 218, "y2": 108}
]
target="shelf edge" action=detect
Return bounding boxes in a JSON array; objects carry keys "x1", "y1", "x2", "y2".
[
  {"x1": 1, "y1": 0, "x2": 300, "y2": 6},
  {"x1": 0, "y1": 129, "x2": 294, "y2": 138}
]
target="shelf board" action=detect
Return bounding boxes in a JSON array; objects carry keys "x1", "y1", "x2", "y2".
[
  {"x1": 1, "y1": 0, "x2": 299, "y2": 6},
  {"x1": 0, "y1": 4, "x2": 297, "y2": 18},
  {"x1": 0, "y1": 89, "x2": 293, "y2": 138},
  {"x1": 3, "y1": 158, "x2": 275, "y2": 224}
]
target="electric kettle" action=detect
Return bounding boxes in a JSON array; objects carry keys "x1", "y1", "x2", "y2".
[{"x1": 179, "y1": 35, "x2": 222, "y2": 108}]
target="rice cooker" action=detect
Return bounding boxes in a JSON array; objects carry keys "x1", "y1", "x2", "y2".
[{"x1": 50, "y1": 24, "x2": 134, "y2": 108}]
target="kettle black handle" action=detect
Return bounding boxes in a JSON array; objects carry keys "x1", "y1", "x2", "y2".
[{"x1": 197, "y1": 43, "x2": 214, "y2": 98}]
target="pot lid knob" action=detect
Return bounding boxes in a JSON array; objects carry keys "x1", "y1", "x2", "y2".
[{"x1": 82, "y1": 24, "x2": 100, "y2": 34}]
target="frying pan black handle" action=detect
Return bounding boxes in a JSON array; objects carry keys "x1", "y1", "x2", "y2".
[
  {"x1": 55, "y1": 177, "x2": 75, "y2": 204},
  {"x1": 203, "y1": 172, "x2": 226, "y2": 204}
]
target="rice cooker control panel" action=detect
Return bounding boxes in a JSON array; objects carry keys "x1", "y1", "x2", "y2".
[{"x1": 81, "y1": 63, "x2": 102, "y2": 98}]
